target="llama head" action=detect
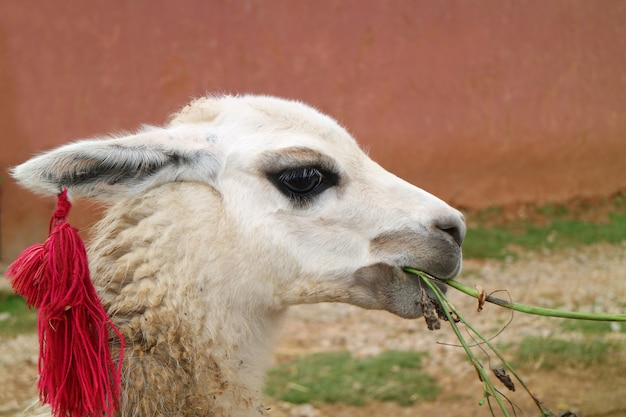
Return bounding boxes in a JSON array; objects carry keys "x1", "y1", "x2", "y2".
[{"x1": 11, "y1": 94, "x2": 464, "y2": 319}]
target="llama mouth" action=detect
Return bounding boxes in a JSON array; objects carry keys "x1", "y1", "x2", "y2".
[
  {"x1": 419, "y1": 246, "x2": 463, "y2": 281},
  {"x1": 401, "y1": 268, "x2": 448, "y2": 291},
  {"x1": 403, "y1": 268, "x2": 435, "y2": 280},
  {"x1": 402, "y1": 269, "x2": 449, "y2": 330},
  {"x1": 351, "y1": 263, "x2": 451, "y2": 319},
  {"x1": 402, "y1": 266, "x2": 454, "y2": 282},
  {"x1": 402, "y1": 258, "x2": 461, "y2": 282}
]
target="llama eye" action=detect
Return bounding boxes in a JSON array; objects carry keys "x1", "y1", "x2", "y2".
[
  {"x1": 279, "y1": 168, "x2": 324, "y2": 194},
  {"x1": 269, "y1": 167, "x2": 338, "y2": 205}
]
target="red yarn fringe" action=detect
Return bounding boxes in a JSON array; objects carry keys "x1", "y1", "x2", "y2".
[{"x1": 6, "y1": 189, "x2": 124, "y2": 417}]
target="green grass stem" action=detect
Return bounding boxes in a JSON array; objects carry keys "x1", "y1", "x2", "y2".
[
  {"x1": 445, "y1": 279, "x2": 626, "y2": 322},
  {"x1": 415, "y1": 270, "x2": 557, "y2": 416},
  {"x1": 415, "y1": 272, "x2": 513, "y2": 416},
  {"x1": 405, "y1": 266, "x2": 626, "y2": 416}
]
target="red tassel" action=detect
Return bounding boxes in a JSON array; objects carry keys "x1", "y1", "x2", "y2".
[{"x1": 7, "y1": 189, "x2": 124, "y2": 417}]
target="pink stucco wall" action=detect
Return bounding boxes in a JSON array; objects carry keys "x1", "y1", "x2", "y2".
[{"x1": 1, "y1": 1, "x2": 625, "y2": 260}]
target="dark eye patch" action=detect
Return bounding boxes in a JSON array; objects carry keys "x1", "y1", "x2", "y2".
[{"x1": 259, "y1": 147, "x2": 343, "y2": 208}]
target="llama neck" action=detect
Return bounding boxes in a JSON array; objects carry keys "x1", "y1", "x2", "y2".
[
  {"x1": 111, "y1": 294, "x2": 284, "y2": 417},
  {"x1": 87, "y1": 185, "x2": 286, "y2": 417}
]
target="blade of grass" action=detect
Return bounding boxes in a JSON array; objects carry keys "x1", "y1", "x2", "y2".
[
  {"x1": 445, "y1": 279, "x2": 626, "y2": 322},
  {"x1": 403, "y1": 265, "x2": 624, "y2": 416},
  {"x1": 435, "y1": 284, "x2": 552, "y2": 415},
  {"x1": 407, "y1": 268, "x2": 557, "y2": 417},
  {"x1": 413, "y1": 271, "x2": 513, "y2": 416}
]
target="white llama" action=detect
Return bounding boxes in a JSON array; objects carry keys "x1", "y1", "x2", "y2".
[{"x1": 11, "y1": 95, "x2": 465, "y2": 417}]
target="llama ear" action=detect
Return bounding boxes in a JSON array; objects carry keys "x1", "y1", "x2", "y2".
[{"x1": 11, "y1": 125, "x2": 223, "y2": 199}]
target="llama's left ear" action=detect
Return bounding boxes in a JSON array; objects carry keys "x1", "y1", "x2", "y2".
[{"x1": 11, "y1": 125, "x2": 223, "y2": 199}]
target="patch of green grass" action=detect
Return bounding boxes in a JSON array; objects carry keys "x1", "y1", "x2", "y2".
[
  {"x1": 463, "y1": 211, "x2": 626, "y2": 259},
  {"x1": 514, "y1": 336, "x2": 614, "y2": 370},
  {"x1": 463, "y1": 226, "x2": 517, "y2": 259},
  {"x1": 0, "y1": 291, "x2": 37, "y2": 337},
  {"x1": 265, "y1": 350, "x2": 439, "y2": 406}
]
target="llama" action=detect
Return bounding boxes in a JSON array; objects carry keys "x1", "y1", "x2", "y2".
[{"x1": 11, "y1": 95, "x2": 465, "y2": 417}]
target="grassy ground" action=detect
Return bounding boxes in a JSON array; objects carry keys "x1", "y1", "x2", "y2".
[
  {"x1": 462, "y1": 191, "x2": 626, "y2": 259},
  {"x1": 514, "y1": 336, "x2": 615, "y2": 370},
  {"x1": 0, "y1": 292, "x2": 36, "y2": 337},
  {"x1": 265, "y1": 350, "x2": 439, "y2": 406}
]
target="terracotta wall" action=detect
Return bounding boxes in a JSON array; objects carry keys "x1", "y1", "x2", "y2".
[{"x1": 1, "y1": 1, "x2": 625, "y2": 261}]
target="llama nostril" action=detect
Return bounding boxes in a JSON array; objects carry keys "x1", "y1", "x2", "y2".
[
  {"x1": 438, "y1": 225, "x2": 464, "y2": 248},
  {"x1": 432, "y1": 211, "x2": 465, "y2": 248}
]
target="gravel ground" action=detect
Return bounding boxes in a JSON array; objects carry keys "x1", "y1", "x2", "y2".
[{"x1": 1, "y1": 241, "x2": 625, "y2": 416}]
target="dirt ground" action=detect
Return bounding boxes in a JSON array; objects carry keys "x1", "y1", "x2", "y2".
[{"x1": 1, "y1": 242, "x2": 625, "y2": 417}]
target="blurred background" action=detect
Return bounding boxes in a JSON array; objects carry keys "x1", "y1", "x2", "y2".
[{"x1": 1, "y1": 0, "x2": 625, "y2": 262}]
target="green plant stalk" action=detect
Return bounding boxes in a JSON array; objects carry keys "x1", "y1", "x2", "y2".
[
  {"x1": 416, "y1": 272, "x2": 512, "y2": 416},
  {"x1": 446, "y1": 279, "x2": 626, "y2": 322},
  {"x1": 405, "y1": 266, "x2": 626, "y2": 415},
  {"x1": 433, "y1": 285, "x2": 554, "y2": 416},
  {"x1": 408, "y1": 268, "x2": 556, "y2": 416}
]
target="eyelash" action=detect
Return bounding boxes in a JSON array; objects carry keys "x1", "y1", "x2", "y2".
[{"x1": 268, "y1": 167, "x2": 339, "y2": 207}]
